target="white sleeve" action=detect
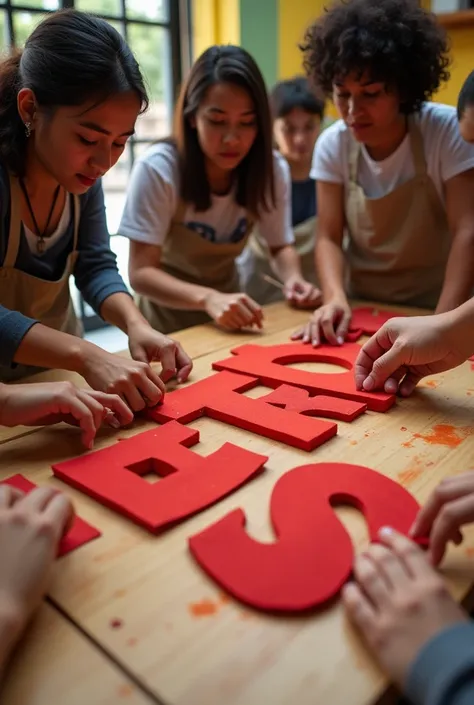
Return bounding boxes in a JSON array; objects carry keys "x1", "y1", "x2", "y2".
[
  {"x1": 310, "y1": 123, "x2": 345, "y2": 184},
  {"x1": 438, "y1": 110, "x2": 474, "y2": 183},
  {"x1": 118, "y1": 145, "x2": 178, "y2": 247},
  {"x1": 257, "y1": 153, "x2": 295, "y2": 248}
]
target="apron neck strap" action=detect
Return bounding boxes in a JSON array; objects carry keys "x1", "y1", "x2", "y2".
[
  {"x1": 348, "y1": 116, "x2": 426, "y2": 182},
  {"x1": 4, "y1": 174, "x2": 22, "y2": 268},
  {"x1": 407, "y1": 117, "x2": 427, "y2": 177},
  {"x1": 72, "y1": 194, "x2": 80, "y2": 250}
]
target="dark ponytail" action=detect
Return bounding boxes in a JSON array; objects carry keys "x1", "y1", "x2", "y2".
[{"x1": 0, "y1": 9, "x2": 149, "y2": 176}]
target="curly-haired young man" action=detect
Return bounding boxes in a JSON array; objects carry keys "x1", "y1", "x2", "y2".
[{"x1": 293, "y1": 0, "x2": 474, "y2": 348}]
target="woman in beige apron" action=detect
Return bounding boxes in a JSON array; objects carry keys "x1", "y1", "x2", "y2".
[
  {"x1": 123, "y1": 45, "x2": 321, "y2": 336},
  {"x1": 240, "y1": 76, "x2": 324, "y2": 305},
  {"x1": 0, "y1": 10, "x2": 192, "y2": 406},
  {"x1": 294, "y1": 0, "x2": 474, "y2": 346}
]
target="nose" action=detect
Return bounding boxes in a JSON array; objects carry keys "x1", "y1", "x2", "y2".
[
  {"x1": 222, "y1": 128, "x2": 239, "y2": 146},
  {"x1": 293, "y1": 131, "x2": 306, "y2": 147},
  {"x1": 347, "y1": 96, "x2": 362, "y2": 119},
  {"x1": 90, "y1": 145, "x2": 112, "y2": 174}
]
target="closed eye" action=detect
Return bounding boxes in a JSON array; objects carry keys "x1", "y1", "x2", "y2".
[{"x1": 78, "y1": 135, "x2": 97, "y2": 146}]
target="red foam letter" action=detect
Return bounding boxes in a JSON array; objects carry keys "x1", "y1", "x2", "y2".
[
  {"x1": 349, "y1": 307, "x2": 401, "y2": 337},
  {"x1": 212, "y1": 342, "x2": 394, "y2": 412},
  {"x1": 1, "y1": 474, "x2": 101, "y2": 556},
  {"x1": 189, "y1": 463, "x2": 420, "y2": 611},
  {"x1": 53, "y1": 421, "x2": 267, "y2": 533},
  {"x1": 146, "y1": 371, "x2": 337, "y2": 451},
  {"x1": 260, "y1": 385, "x2": 367, "y2": 422}
]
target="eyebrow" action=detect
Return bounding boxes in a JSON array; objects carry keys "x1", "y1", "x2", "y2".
[
  {"x1": 207, "y1": 107, "x2": 256, "y2": 116},
  {"x1": 79, "y1": 121, "x2": 135, "y2": 137},
  {"x1": 334, "y1": 80, "x2": 381, "y2": 88}
]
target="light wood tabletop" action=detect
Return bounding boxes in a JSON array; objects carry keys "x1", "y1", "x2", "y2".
[{"x1": 2, "y1": 300, "x2": 474, "y2": 705}]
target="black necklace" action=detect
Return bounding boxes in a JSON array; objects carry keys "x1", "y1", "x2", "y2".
[{"x1": 19, "y1": 179, "x2": 61, "y2": 254}]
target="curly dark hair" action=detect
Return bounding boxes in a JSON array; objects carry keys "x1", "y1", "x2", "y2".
[{"x1": 301, "y1": 0, "x2": 451, "y2": 115}]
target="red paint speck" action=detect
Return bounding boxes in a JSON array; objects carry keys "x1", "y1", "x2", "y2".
[
  {"x1": 400, "y1": 427, "x2": 407, "y2": 432},
  {"x1": 127, "y1": 637, "x2": 138, "y2": 647},
  {"x1": 110, "y1": 618, "x2": 123, "y2": 629}
]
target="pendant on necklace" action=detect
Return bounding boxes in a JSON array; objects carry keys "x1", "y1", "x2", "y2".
[{"x1": 37, "y1": 237, "x2": 45, "y2": 254}]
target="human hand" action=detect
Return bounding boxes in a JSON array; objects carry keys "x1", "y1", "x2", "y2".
[
  {"x1": 0, "y1": 486, "x2": 75, "y2": 641},
  {"x1": 127, "y1": 321, "x2": 192, "y2": 383},
  {"x1": 284, "y1": 276, "x2": 322, "y2": 310},
  {"x1": 0, "y1": 382, "x2": 133, "y2": 449},
  {"x1": 291, "y1": 297, "x2": 352, "y2": 346},
  {"x1": 410, "y1": 472, "x2": 474, "y2": 565},
  {"x1": 204, "y1": 291, "x2": 263, "y2": 330},
  {"x1": 354, "y1": 314, "x2": 469, "y2": 396},
  {"x1": 342, "y1": 527, "x2": 467, "y2": 689}
]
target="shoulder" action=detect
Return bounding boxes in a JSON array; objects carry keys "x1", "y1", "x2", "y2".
[
  {"x1": 415, "y1": 102, "x2": 458, "y2": 136},
  {"x1": 317, "y1": 119, "x2": 349, "y2": 157},
  {"x1": 135, "y1": 141, "x2": 179, "y2": 184},
  {"x1": 272, "y1": 150, "x2": 291, "y2": 185}
]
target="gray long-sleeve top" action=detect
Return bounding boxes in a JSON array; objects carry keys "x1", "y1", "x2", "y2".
[
  {"x1": 0, "y1": 167, "x2": 130, "y2": 366},
  {"x1": 405, "y1": 622, "x2": 474, "y2": 705}
]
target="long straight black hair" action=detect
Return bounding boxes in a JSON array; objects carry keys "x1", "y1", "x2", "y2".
[
  {"x1": 0, "y1": 9, "x2": 148, "y2": 177},
  {"x1": 173, "y1": 45, "x2": 276, "y2": 218}
]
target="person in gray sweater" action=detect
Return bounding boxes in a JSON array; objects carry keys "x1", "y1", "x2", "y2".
[{"x1": 0, "y1": 10, "x2": 192, "y2": 406}]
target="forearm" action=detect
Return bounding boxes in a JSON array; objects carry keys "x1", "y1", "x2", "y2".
[
  {"x1": 0, "y1": 602, "x2": 25, "y2": 686},
  {"x1": 270, "y1": 245, "x2": 303, "y2": 283},
  {"x1": 316, "y1": 235, "x2": 347, "y2": 302},
  {"x1": 13, "y1": 323, "x2": 100, "y2": 375},
  {"x1": 130, "y1": 267, "x2": 214, "y2": 312},
  {"x1": 443, "y1": 296, "x2": 474, "y2": 357},
  {"x1": 436, "y1": 231, "x2": 474, "y2": 314}
]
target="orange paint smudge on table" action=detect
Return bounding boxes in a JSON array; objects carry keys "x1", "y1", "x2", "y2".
[
  {"x1": 349, "y1": 440, "x2": 358, "y2": 446},
  {"x1": 400, "y1": 427, "x2": 407, "y2": 432},
  {"x1": 398, "y1": 455, "x2": 424, "y2": 486},
  {"x1": 422, "y1": 380, "x2": 438, "y2": 389},
  {"x1": 465, "y1": 547, "x2": 474, "y2": 558},
  {"x1": 403, "y1": 424, "x2": 474, "y2": 449},
  {"x1": 219, "y1": 591, "x2": 231, "y2": 604},
  {"x1": 189, "y1": 598, "x2": 219, "y2": 617},
  {"x1": 126, "y1": 637, "x2": 138, "y2": 647}
]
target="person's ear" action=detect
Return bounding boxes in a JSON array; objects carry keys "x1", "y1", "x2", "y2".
[{"x1": 17, "y1": 88, "x2": 38, "y2": 131}]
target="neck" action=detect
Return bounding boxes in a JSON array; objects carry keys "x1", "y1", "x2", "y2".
[
  {"x1": 365, "y1": 115, "x2": 408, "y2": 161},
  {"x1": 22, "y1": 141, "x2": 60, "y2": 198},
  {"x1": 286, "y1": 157, "x2": 312, "y2": 182},
  {"x1": 205, "y1": 158, "x2": 233, "y2": 195}
]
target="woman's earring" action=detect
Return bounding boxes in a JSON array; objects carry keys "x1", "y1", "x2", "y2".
[{"x1": 24, "y1": 122, "x2": 31, "y2": 138}]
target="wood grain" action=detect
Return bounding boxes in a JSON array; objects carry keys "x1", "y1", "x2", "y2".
[{"x1": 2, "y1": 302, "x2": 474, "y2": 705}]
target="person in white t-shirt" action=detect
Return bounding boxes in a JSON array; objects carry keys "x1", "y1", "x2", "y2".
[
  {"x1": 292, "y1": 0, "x2": 474, "y2": 347},
  {"x1": 119, "y1": 45, "x2": 320, "y2": 334}
]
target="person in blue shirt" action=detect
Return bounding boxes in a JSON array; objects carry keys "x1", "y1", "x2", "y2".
[
  {"x1": 239, "y1": 76, "x2": 324, "y2": 305},
  {"x1": 0, "y1": 9, "x2": 192, "y2": 410}
]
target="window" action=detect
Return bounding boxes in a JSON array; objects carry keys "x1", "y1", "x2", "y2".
[{"x1": 0, "y1": 0, "x2": 189, "y2": 330}]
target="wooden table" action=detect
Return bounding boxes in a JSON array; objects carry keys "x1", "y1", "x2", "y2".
[{"x1": 3, "y1": 300, "x2": 474, "y2": 705}]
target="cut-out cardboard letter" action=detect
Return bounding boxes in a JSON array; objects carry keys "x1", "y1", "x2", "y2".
[
  {"x1": 189, "y1": 462, "x2": 420, "y2": 611},
  {"x1": 53, "y1": 421, "x2": 267, "y2": 533}
]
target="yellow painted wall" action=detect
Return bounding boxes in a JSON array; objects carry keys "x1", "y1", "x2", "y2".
[
  {"x1": 276, "y1": 0, "x2": 474, "y2": 111},
  {"x1": 191, "y1": 0, "x2": 240, "y2": 60}
]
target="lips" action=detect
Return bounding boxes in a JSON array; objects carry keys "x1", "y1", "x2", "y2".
[
  {"x1": 77, "y1": 174, "x2": 97, "y2": 187},
  {"x1": 219, "y1": 152, "x2": 240, "y2": 159}
]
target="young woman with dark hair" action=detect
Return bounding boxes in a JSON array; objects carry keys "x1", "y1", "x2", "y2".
[
  {"x1": 0, "y1": 9, "x2": 192, "y2": 409},
  {"x1": 121, "y1": 45, "x2": 320, "y2": 334},
  {"x1": 240, "y1": 76, "x2": 324, "y2": 304},
  {"x1": 293, "y1": 0, "x2": 474, "y2": 347}
]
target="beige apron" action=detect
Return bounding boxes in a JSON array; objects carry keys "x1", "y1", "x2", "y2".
[
  {"x1": 139, "y1": 201, "x2": 254, "y2": 334},
  {"x1": 345, "y1": 119, "x2": 451, "y2": 309},
  {"x1": 0, "y1": 174, "x2": 81, "y2": 381},
  {"x1": 240, "y1": 215, "x2": 318, "y2": 305}
]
